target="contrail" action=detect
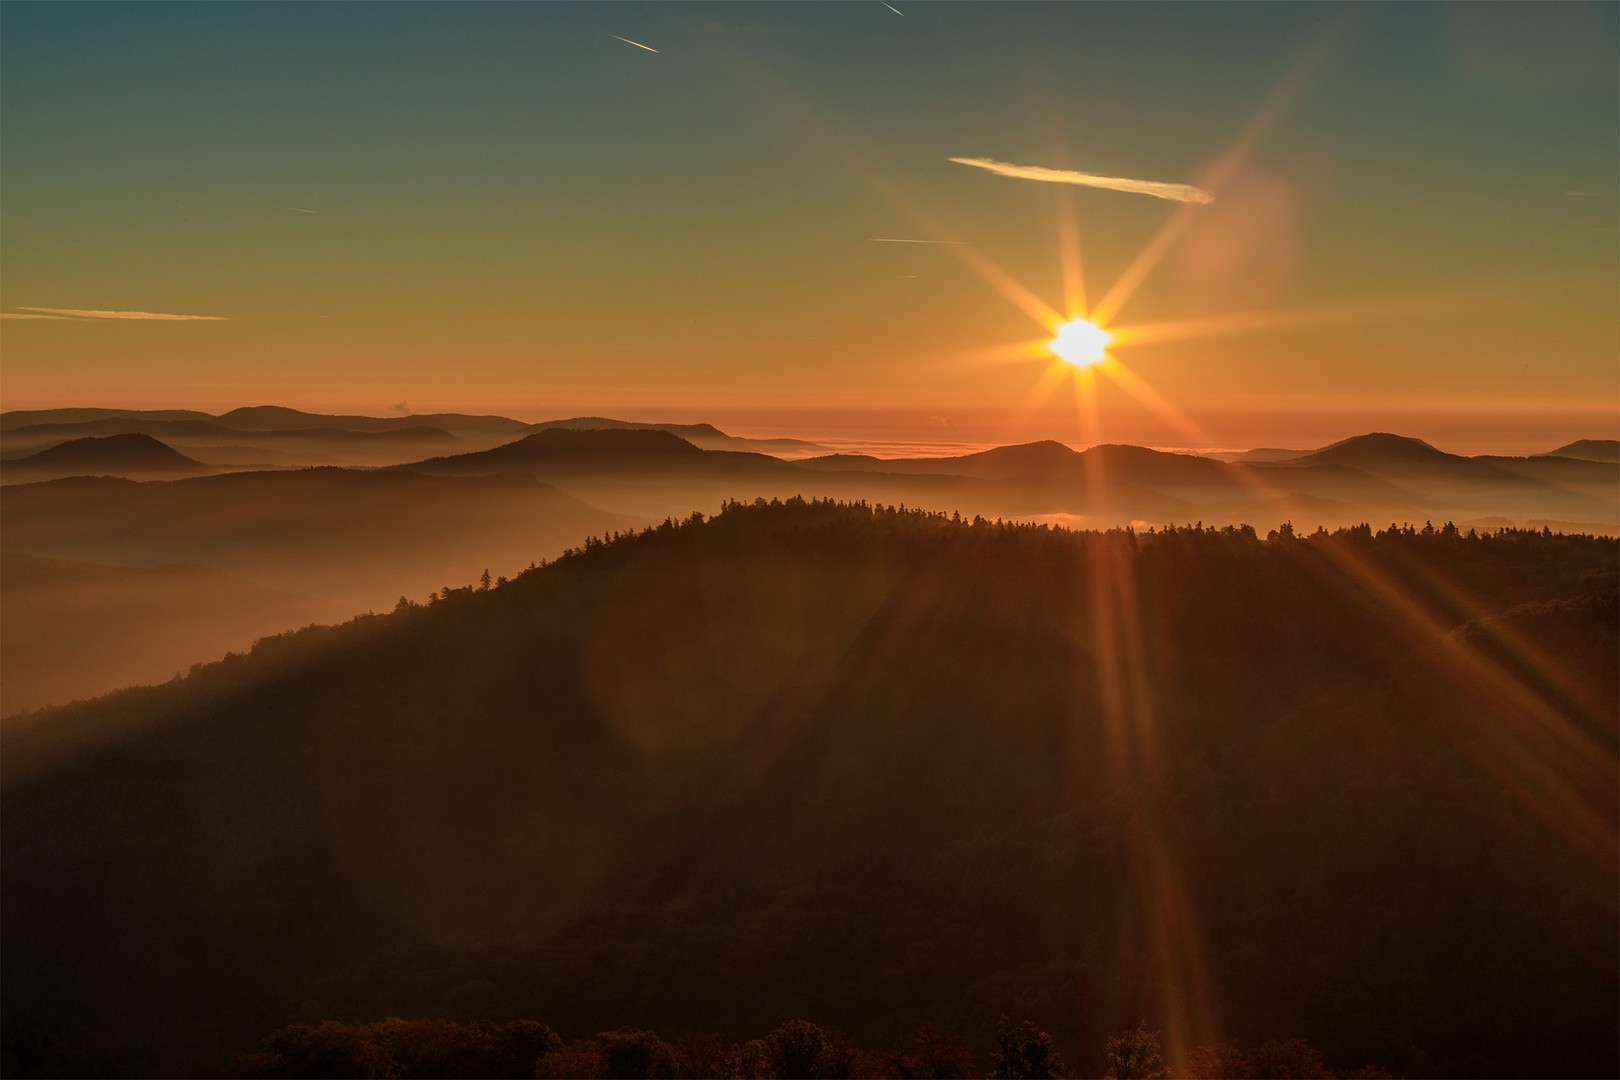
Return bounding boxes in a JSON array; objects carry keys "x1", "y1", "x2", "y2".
[
  {"x1": 287, "y1": 207, "x2": 316, "y2": 213},
  {"x1": 869, "y1": 237, "x2": 968, "y2": 244},
  {"x1": 609, "y1": 34, "x2": 659, "y2": 53},
  {"x1": 880, "y1": 2, "x2": 904, "y2": 15},
  {"x1": 950, "y1": 156, "x2": 1215, "y2": 204},
  {"x1": 19, "y1": 306, "x2": 229, "y2": 321}
]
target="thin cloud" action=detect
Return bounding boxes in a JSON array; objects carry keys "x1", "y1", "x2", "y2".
[
  {"x1": 880, "y1": 2, "x2": 904, "y2": 15},
  {"x1": 1, "y1": 312, "x2": 81, "y2": 320},
  {"x1": 950, "y1": 156, "x2": 1216, "y2": 204},
  {"x1": 288, "y1": 207, "x2": 317, "y2": 213},
  {"x1": 19, "y1": 306, "x2": 228, "y2": 321},
  {"x1": 609, "y1": 34, "x2": 659, "y2": 53}
]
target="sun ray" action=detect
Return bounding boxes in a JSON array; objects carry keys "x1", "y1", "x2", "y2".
[
  {"x1": 1056, "y1": 186, "x2": 1089, "y2": 319},
  {"x1": 934, "y1": 337, "x2": 1058, "y2": 371},
  {"x1": 1280, "y1": 538, "x2": 1619, "y2": 876},
  {"x1": 1095, "y1": 355, "x2": 1216, "y2": 448},
  {"x1": 1007, "y1": 358, "x2": 1078, "y2": 426},
  {"x1": 1088, "y1": 19, "x2": 1349, "y2": 328},
  {"x1": 1107, "y1": 288, "x2": 1508, "y2": 349}
]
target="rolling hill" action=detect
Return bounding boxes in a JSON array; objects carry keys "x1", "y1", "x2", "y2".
[
  {"x1": 2, "y1": 433, "x2": 210, "y2": 482},
  {"x1": 3, "y1": 502, "x2": 1614, "y2": 1077},
  {"x1": 528, "y1": 416, "x2": 825, "y2": 455},
  {"x1": 1542, "y1": 439, "x2": 1619, "y2": 463}
]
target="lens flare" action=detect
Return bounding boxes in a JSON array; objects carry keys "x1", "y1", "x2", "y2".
[{"x1": 1050, "y1": 318, "x2": 1111, "y2": 367}]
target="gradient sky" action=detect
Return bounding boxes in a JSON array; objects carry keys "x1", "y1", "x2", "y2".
[{"x1": 3, "y1": 1, "x2": 1615, "y2": 452}]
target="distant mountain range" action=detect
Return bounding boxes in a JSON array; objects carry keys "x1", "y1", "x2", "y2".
[
  {"x1": 5, "y1": 419, "x2": 1615, "y2": 532},
  {"x1": 0, "y1": 405, "x2": 530, "y2": 436},
  {"x1": 392, "y1": 426, "x2": 1612, "y2": 529},
  {"x1": 0, "y1": 407, "x2": 829, "y2": 470}
]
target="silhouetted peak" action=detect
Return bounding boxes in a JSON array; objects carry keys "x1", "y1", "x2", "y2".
[
  {"x1": 1081, "y1": 442, "x2": 1201, "y2": 461},
  {"x1": 490, "y1": 426, "x2": 705, "y2": 459},
  {"x1": 17, "y1": 433, "x2": 203, "y2": 469},
  {"x1": 961, "y1": 440, "x2": 1081, "y2": 467},
  {"x1": 1542, "y1": 439, "x2": 1619, "y2": 463},
  {"x1": 217, "y1": 405, "x2": 324, "y2": 429},
  {"x1": 1301, "y1": 432, "x2": 1452, "y2": 463}
]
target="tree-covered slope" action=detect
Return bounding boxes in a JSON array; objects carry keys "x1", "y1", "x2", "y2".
[{"x1": 3, "y1": 503, "x2": 1614, "y2": 1078}]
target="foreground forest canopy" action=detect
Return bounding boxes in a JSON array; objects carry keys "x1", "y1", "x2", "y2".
[
  {"x1": 3, "y1": 501, "x2": 1615, "y2": 1078},
  {"x1": 219, "y1": 1014, "x2": 1389, "y2": 1078}
]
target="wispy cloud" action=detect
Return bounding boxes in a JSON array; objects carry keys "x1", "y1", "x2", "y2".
[
  {"x1": 1, "y1": 312, "x2": 82, "y2": 320},
  {"x1": 609, "y1": 34, "x2": 659, "y2": 54},
  {"x1": 18, "y1": 306, "x2": 228, "y2": 321},
  {"x1": 288, "y1": 207, "x2": 317, "y2": 213},
  {"x1": 950, "y1": 156, "x2": 1216, "y2": 204},
  {"x1": 880, "y1": 2, "x2": 904, "y2": 15}
]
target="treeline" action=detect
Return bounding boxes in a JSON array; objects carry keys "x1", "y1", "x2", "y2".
[{"x1": 227, "y1": 1015, "x2": 1390, "y2": 1079}]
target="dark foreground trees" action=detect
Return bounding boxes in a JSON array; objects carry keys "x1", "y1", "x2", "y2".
[
  {"x1": 230, "y1": 1017, "x2": 959, "y2": 1079},
  {"x1": 226, "y1": 1017, "x2": 1394, "y2": 1079}
]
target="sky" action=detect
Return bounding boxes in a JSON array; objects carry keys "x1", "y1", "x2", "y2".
[{"x1": 2, "y1": 1, "x2": 1616, "y2": 453}]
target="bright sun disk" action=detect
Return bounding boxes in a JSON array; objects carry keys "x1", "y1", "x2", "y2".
[{"x1": 1050, "y1": 318, "x2": 1111, "y2": 367}]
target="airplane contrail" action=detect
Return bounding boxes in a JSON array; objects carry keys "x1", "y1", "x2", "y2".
[
  {"x1": 950, "y1": 156, "x2": 1216, "y2": 204},
  {"x1": 880, "y1": 2, "x2": 904, "y2": 15},
  {"x1": 609, "y1": 34, "x2": 659, "y2": 53},
  {"x1": 19, "y1": 306, "x2": 229, "y2": 321},
  {"x1": 287, "y1": 207, "x2": 316, "y2": 213}
]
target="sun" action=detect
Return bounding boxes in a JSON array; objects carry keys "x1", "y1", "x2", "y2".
[{"x1": 1050, "y1": 318, "x2": 1111, "y2": 367}]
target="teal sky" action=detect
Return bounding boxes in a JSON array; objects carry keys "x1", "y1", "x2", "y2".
[{"x1": 3, "y1": 2, "x2": 1615, "y2": 451}]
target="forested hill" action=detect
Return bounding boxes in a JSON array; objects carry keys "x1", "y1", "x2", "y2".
[{"x1": 3, "y1": 502, "x2": 1616, "y2": 1078}]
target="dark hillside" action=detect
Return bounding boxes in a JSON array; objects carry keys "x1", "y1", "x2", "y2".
[
  {"x1": 1543, "y1": 439, "x2": 1619, "y2": 463},
  {"x1": 6, "y1": 433, "x2": 206, "y2": 477},
  {"x1": 1293, "y1": 432, "x2": 1452, "y2": 465},
  {"x1": 2, "y1": 504, "x2": 1614, "y2": 1077},
  {"x1": 1535, "y1": 440, "x2": 1613, "y2": 466}
]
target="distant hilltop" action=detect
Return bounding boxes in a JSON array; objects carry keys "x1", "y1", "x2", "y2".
[
  {"x1": 4, "y1": 432, "x2": 206, "y2": 477},
  {"x1": 1542, "y1": 439, "x2": 1619, "y2": 463}
]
